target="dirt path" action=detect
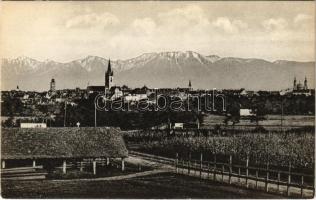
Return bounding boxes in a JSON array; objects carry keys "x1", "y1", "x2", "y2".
[
  {"x1": 51, "y1": 154, "x2": 173, "y2": 182},
  {"x1": 51, "y1": 169, "x2": 169, "y2": 182}
]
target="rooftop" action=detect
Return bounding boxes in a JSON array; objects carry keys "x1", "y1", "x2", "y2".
[{"x1": 1, "y1": 127, "x2": 128, "y2": 160}]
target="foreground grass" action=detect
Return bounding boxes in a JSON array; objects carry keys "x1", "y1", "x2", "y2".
[{"x1": 2, "y1": 172, "x2": 283, "y2": 198}]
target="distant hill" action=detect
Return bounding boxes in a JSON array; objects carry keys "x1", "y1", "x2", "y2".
[{"x1": 1, "y1": 51, "x2": 314, "y2": 91}]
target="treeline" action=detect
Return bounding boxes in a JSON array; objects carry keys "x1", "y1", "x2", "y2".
[
  {"x1": 57, "y1": 98, "x2": 202, "y2": 129},
  {"x1": 226, "y1": 95, "x2": 315, "y2": 115},
  {"x1": 1, "y1": 93, "x2": 315, "y2": 129}
]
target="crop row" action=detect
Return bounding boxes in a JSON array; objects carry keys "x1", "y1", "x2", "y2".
[{"x1": 130, "y1": 132, "x2": 314, "y2": 169}]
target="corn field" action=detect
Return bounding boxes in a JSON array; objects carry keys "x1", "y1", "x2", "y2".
[{"x1": 128, "y1": 131, "x2": 314, "y2": 170}]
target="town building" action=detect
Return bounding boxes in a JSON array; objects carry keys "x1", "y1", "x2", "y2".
[
  {"x1": 240, "y1": 109, "x2": 255, "y2": 117},
  {"x1": 20, "y1": 122, "x2": 47, "y2": 128},
  {"x1": 86, "y1": 59, "x2": 118, "y2": 97},
  {"x1": 292, "y1": 77, "x2": 312, "y2": 96},
  {"x1": 105, "y1": 59, "x2": 114, "y2": 90},
  {"x1": 50, "y1": 78, "x2": 56, "y2": 92},
  {"x1": 293, "y1": 77, "x2": 308, "y2": 91}
]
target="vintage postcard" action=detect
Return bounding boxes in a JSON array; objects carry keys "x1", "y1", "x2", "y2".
[{"x1": 0, "y1": 1, "x2": 315, "y2": 199}]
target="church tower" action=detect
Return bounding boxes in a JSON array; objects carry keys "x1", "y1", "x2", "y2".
[
  {"x1": 304, "y1": 77, "x2": 308, "y2": 90},
  {"x1": 105, "y1": 59, "x2": 114, "y2": 90},
  {"x1": 293, "y1": 77, "x2": 297, "y2": 90},
  {"x1": 188, "y1": 80, "x2": 192, "y2": 91},
  {"x1": 50, "y1": 78, "x2": 56, "y2": 92}
]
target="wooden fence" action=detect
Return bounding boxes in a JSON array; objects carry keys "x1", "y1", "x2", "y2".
[
  {"x1": 175, "y1": 153, "x2": 314, "y2": 198},
  {"x1": 124, "y1": 125, "x2": 314, "y2": 138},
  {"x1": 1, "y1": 157, "x2": 126, "y2": 176}
]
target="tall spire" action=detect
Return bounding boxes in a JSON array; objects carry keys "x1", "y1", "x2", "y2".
[
  {"x1": 105, "y1": 58, "x2": 114, "y2": 89},
  {"x1": 107, "y1": 59, "x2": 113, "y2": 76},
  {"x1": 188, "y1": 80, "x2": 192, "y2": 91},
  {"x1": 304, "y1": 76, "x2": 308, "y2": 90}
]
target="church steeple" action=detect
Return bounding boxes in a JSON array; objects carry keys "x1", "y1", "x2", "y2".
[
  {"x1": 107, "y1": 59, "x2": 113, "y2": 76},
  {"x1": 105, "y1": 59, "x2": 114, "y2": 89},
  {"x1": 304, "y1": 77, "x2": 308, "y2": 90},
  {"x1": 188, "y1": 80, "x2": 192, "y2": 91}
]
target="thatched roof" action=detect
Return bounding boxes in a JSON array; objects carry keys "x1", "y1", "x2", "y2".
[{"x1": 1, "y1": 127, "x2": 128, "y2": 160}]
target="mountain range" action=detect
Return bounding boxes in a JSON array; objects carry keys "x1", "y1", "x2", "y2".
[{"x1": 1, "y1": 51, "x2": 314, "y2": 91}]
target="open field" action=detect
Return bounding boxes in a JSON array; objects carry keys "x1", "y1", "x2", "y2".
[
  {"x1": 1, "y1": 172, "x2": 284, "y2": 198},
  {"x1": 126, "y1": 132, "x2": 314, "y2": 170}
]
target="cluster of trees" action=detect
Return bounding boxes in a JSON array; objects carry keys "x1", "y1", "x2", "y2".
[
  {"x1": 1, "y1": 92, "x2": 314, "y2": 129},
  {"x1": 1, "y1": 96, "x2": 23, "y2": 116},
  {"x1": 57, "y1": 97, "x2": 202, "y2": 129},
  {"x1": 226, "y1": 95, "x2": 315, "y2": 115}
]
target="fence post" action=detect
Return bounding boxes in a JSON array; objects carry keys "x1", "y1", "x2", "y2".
[
  {"x1": 256, "y1": 170, "x2": 259, "y2": 189},
  {"x1": 287, "y1": 161, "x2": 291, "y2": 196},
  {"x1": 175, "y1": 153, "x2": 179, "y2": 173},
  {"x1": 222, "y1": 165, "x2": 224, "y2": 182},
  {"x1": 265, "y1": 162, "x2": 269, "y2": 192},
  {"x1": 1, "y1": 160, "x2": 5, "y2": 169},
  {"x1": 213, "y1": 154, "x2": 217, "y2": 181},
  {"x1": 238, "y1": 167, "x2": 241, "y2": 183},
  {"x1": 246, "y1": 155, "x2": 249, "y2": 188},
  {"x1": 188, "y1": 153, "x2": 191, "y2": 174},
  {"x1": 207, "y1": 162, "x2": 210, "y2": 179},
  {"x1": 32, "y1": 160, "x2": 36, "y2": 168},
  {"x1": 93, "y1": 159, "x2": 97, "y2": 175},
  {"x1": 194, "y1": 160, "x2": 197, "y2": 176},
  {"x1": 200, "y1": 153, "x2": 203, "y2": 178},
  {"x1": 80, "y1": 161, "x2": 83, "y2": 172},
  {"x1": 229, "y1": 155, "x2": 232, "y2": 184},
  {"x1": 300, "y1": 175, "x2": 304, "y2": 198},
  {"x1": 62, "y1": 160, "x2": 67, "y2": 174},
  {"x1": 121, "y1": 158, "x2": 125, "y2": 172},
  {"x1": 277, "y1": 171, "x2": 280, "y2": 192},
  {"x1": 106, "y1": 158, "x2": 110, "y2": 166}
]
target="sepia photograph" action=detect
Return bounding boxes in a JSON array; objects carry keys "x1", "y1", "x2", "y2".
[{"x1": 0, "y1": 1, "x2": 315, "y2": 199}]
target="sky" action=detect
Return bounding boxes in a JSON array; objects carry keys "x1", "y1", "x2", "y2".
[{"x1": 1, "y1": 1, "x2": 315, "y2": 62}]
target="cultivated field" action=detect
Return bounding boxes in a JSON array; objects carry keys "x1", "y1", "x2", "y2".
[{"x1": 125, "y1": 131, "x2": 314, "y2": 168}]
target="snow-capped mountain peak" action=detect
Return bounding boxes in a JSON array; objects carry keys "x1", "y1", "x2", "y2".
[
  {"x1": 5, "y1": 56, "x2": 42, "y2": 71},
  {"x1": 73, "y1": 55, "x2": 107, "y2": 72},
  {"x1": 206, "y1": 55, "x2": 221, "y2": 63},
  {"x1": 1, "y1": 51, "x2": 314, "y2": 91}
]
